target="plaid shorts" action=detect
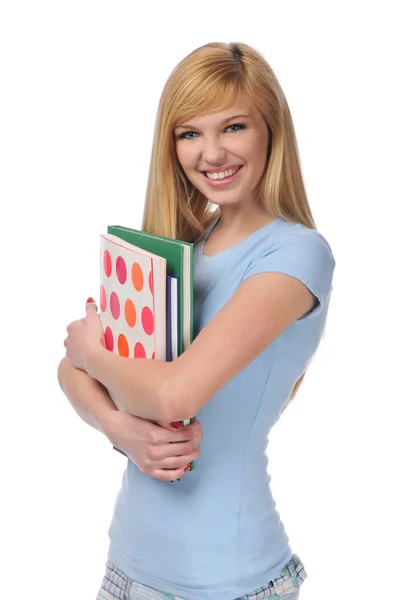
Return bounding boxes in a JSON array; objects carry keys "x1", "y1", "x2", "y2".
[{"x1": 96, "y1": 554, "x2": 307, "y2": 600}]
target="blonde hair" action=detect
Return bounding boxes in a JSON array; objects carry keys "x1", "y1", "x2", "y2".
[{"x1": 141, "y1": 41, "x2": 318, "y2": 408}]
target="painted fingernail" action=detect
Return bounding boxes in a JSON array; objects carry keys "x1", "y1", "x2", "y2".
[
  {"x1": 184, "y1": 463, "x2": 191, "y2": 472},
  {"x1": 170, "y1": 422, "x2": 182, "y2": 430},
  {"x1": 86, "y1": 297, "x2": 95, "y2": 304}
]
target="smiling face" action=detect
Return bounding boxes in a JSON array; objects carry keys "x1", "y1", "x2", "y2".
[{"x1": 174, "y1": 94, "x2": 269, "y2": 210}]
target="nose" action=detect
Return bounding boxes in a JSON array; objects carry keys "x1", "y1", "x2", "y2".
[{"x1": 201, "y1": 135, "x2": 227, "y2": 165}]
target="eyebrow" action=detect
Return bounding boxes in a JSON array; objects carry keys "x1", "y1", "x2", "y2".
[{"x1": 175, "y1": 114, "x2": 251, "y2": 130}]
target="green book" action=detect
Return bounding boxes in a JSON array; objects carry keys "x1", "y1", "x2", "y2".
[{"x1": 107, "y1": 225, "x2": 194, "y2": 354}]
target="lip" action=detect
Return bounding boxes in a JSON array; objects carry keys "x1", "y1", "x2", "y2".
[{"x1": 200, "y1": 166, "x2": 243, "y2": 188}]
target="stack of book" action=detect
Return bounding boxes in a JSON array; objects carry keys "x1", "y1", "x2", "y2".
[{"x1": 99, "y1": 225, "x2": 195, "y2": 472}]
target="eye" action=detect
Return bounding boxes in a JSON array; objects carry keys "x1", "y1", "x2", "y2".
[
  {"x1": 177, "y1": 131, "x2": 198, "y2": 140},
  {"x1": 225, "y1": 123, "x2": 246, "y2": 132}
]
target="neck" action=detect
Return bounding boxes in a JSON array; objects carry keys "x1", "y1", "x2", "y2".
[{"x1": 216, "y1": 206, "x2": 275, "y2": 233}]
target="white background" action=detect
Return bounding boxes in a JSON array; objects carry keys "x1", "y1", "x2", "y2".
[{"x1": 1, "y1": 2, "x2": 397, "y2": 598}]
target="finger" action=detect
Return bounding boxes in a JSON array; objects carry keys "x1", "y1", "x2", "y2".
[
  {"x1": 188, "y1": 418, "x2": 202, "y2": 438},
  {"x1": 168, "y1": 420, "x2": 202, "y2": 446},
  {"x1": 150, "y1": 442, "x2": 200, "y2": 463},
  {"x1": 154, "y1": 425, "x2": 196, "y2": 445},
  {"x1": 66, "y1": 319, "x2": 85, "y2": 336},
  {"x1": 143, "y1": 419, "x2": 195, "y2": 444},
  {"x1": 158, "y1": 447, "x2": 200, "y2": 470},
  {"x1": 154, "y1": 421, "x2": 187, "y2": 432},
  {"x1": 149, "y1": 462, "x2": 194, "y2": 482},
  {"x1": 85, "y1": 297, "x2": 98, "y2": 313}
]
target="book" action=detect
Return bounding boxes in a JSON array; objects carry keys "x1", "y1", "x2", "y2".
[
  {"x1": 100, "y1": 233, "x2": 167, "y2": 361},
  {"x1": 99, "y1": 228, "x2": 194, "y2": 475},
  {"x1": 166, "y1": 274, "x2": 179, "y2": 362},
  {"x1": 107, "y1": 225, "x2": 194, "y2": 354}
]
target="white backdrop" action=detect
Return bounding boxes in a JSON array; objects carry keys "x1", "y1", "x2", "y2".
[{"x1": 1, "y1": 2, "x2": 397, "y2": 599}]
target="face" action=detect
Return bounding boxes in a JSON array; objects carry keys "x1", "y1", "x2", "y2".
[{"x1": 174, "y1": 94, "x2": 269, "y2": 209}]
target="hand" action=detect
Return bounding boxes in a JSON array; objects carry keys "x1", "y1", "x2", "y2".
[
  {"x1": 64, "y1": 298, "x2": 105, "y2": 371},
  {"x1": 103, "y1": 411, "x2": 202, "y2": 482}
]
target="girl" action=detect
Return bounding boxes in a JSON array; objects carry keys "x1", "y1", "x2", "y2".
[{"x1": 59, "y1": 41, "x2": 335, "y2": 600}]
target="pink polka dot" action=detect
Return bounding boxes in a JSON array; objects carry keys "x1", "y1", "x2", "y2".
[
  {"x1": 100, "y1": 285, "x2": 106, "y2": 312},
  {"x1": 141, "y1": 306, "x2": 154, "y2": 335},
  {"x1": 134, "y1": 342, "x2": 147, "y2": 358},
  {"x1": 148, "y1": 270, "x2": 154, "y2": 295},
  {"x1": 104, "y1": 249, "x2": 112, "y2": 277},
  {"x1": 105, "y1": 327, "x2": 114, "y2": 351},
  {"x1": 110, "y1": 292, "x2": 120, "y2": 320},
  {"x1": 116, "y1": 256, "x2": 127, "y2": 284}
]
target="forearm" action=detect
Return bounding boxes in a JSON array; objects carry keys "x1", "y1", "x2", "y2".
[
  {"x1": 57, "y1": 356, "x2": 116, "y2": 435},
  {"x1": 84, "y1": 347, "x2": 187, "y2": 422}
]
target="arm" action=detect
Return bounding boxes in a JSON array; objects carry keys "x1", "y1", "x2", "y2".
[
  {"x1": 85, "y1": 272, "x2": 316, "y2": 421},
  {"x1": 57, "y1": 355, "x2": 115, "y2": 434},
  {"x1": 57, "y1": 356, "x2": 202, "y2": 481},
  {"x1": 68, "y1": 228, "x2": 333, "y2": 423}
]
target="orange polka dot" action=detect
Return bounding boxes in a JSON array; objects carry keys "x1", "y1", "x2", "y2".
[
  {"x1": 103, "y1": 249, "x2": 112, "y2": 277},
  {"x1": 131, "y1": 263, "x2": 144, "y2": 291},
  {"x1": 118, "y1": 334, "x2": 129, "y2": 358},
  {"x1": 124, "y1": 299, "x2": 136, "y2": 327}
]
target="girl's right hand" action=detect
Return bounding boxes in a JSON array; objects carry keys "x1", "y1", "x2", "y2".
[{"x1": 102, "y1": 410, "x2": 202, "y2": 481}]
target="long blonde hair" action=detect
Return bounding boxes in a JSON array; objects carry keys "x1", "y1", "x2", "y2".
[{"x1": 141, "y1": 41, "x2": 318, "y2": 407}]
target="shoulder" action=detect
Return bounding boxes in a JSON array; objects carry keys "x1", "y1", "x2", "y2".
[
  {"x1": 242, "y1": 221, "x2": 335, "y2": 313},
  {"x1": 273, "y1": 225, "x2": 335, "y2": 280},
  {"x1": 253, "y1": 219, "x2": 333, "y2": 261}
]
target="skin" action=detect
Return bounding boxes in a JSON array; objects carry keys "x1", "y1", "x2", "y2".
[
  {"x1": 174, "y1": 92, "x2": 271, "y2": 231},
  {"x1": 62, "y1": 94, "x2": 315, "y2": 474},
  {"x1": 58, "y1": 353, "x2": 202, "y2": 481}
]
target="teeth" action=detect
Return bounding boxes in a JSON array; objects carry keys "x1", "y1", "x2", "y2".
[{"x1": 206, "y1": 167, "x2": 239, "y2": 180}]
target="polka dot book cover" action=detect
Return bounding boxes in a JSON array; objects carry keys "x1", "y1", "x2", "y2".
[
  {"x1": 100, "y1": 233, "x2": 167, "y2": 362},
  {"x1": 106, "y1": 225, "x2": 194, "y2": 356}
]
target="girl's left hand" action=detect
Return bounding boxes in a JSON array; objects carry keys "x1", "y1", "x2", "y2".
[{"x1": 64, "y1": 298, "x2": 106, "y2": 371}]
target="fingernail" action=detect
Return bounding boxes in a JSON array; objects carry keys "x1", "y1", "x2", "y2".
[
  {"x1": 184, "y1": 463, "x2": 191, "y2": 472},
  {"x1": 170, "y1": 422, "x2": 182, "y2": 430},
  {"x1": 86, "y1": 297, "x2": 95, "y2": 304}
]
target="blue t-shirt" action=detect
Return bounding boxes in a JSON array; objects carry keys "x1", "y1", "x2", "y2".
[{"x1": 107, "y1": 216, "x2": 335, "y2": 600}]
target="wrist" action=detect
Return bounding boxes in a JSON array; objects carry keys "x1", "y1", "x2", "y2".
[
  {"x1": 98, "y1": 406, "x2": 120, "y2": 443},
  {"x1": 84, "y1": 344, "x2": 107, "y2": 380}
]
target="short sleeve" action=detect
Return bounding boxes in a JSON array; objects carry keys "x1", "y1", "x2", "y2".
[{"x1": 241, "y1": 228, "x2": 335, "y2": 320}]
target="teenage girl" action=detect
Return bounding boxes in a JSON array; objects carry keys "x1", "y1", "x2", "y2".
[{"x1": 59, "y1": 41, "x2": 335, "y2": 600}]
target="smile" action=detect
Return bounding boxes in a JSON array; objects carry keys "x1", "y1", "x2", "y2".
[
  {"x1": 205, "y1": 167, "x2": 240, "y2": 180},
  {"x1": 200, "y1": 166, "x2": 243, "y2": 188}
]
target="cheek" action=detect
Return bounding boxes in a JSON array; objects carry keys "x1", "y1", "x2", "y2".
[
  {"x1": 176, "y1": 144, "x2": 197, "y2": 172},
  {"x1": 247, "y1": 138, "x2": 268, "y2": 175}
]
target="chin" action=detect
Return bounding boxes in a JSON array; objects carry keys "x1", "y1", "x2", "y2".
[{"x1": 206, "y1": 192, "x2": 244, "y2": 207}]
